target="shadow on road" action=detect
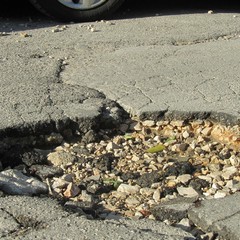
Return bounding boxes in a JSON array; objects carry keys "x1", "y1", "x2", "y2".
[
  {"x1": 1, "y1": 0, "x2": 240, "y2": 31},
  {"x1": 119, "y1": 0, "x2": 240, "y2": 19}
]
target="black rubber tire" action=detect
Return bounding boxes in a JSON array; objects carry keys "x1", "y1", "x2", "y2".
[{"x1": 29, "y1": 0, "x2": 125, "y2": 22}]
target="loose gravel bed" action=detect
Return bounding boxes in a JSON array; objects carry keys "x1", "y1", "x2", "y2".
[{"x1": 0, "y1": 118, "x2": 239, "y2": 239}]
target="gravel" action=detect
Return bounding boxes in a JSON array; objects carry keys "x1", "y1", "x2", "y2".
[{"x1": 0, "y1": 118, "x2": 239, "y2": 239}]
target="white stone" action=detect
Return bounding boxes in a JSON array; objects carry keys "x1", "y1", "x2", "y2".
[
  {"x1": 52, "y1": 178, "x2": 69, "y2": 189},
  {"x1": 170, "y1": 120, "x2": 184, "y2": 127},
  {"x1": 222, "y1": 166, "x2": 237, "y2": 180},
  {"x1": 131, "y1": 155, "x2": 140, "y2": 162},
  {"x1": 214, "y1": 191, "x2": 227, "y2": 199},
  {"x1": 201, "y1": 127, "x2": 212, "y2": 136},
  {"x1": 208, "y1": 171, "x2": 222, "y2": 180},
  {"x1": 139, "y1": 188, "x2": 155, "y2": 196},
  {"x1": 134, "y1": 211, "x2": 144, "y2": 218},
  {"x1": 156, "y1": 120, "x2": 169, "y2": 126},
  {"x1": 177, "y1": 174, "x2": 192, "y2": 184},
  {"x1": 229, "y1": 156, "x2": 240, "y2": 166},
  {"x1": 211, "y1": 183, "x2": 220, "y2": 190},
  {"x1": 111, "y1": 191, "x2": 128, "y2": 199},
  {"x1": 117, "y1": 183, "x2": 140, "y2": 195},
  {"x1": 125, "y1": 196, "x2": 140, "y2": 206},
  {"x1": 175, "y1": 218, "x2": 192, "y2": 231},
  {"x1": 197, "y1": 175, "x2": 212, "y2": 183},
  {"x1": 189, "y1": 141, "x2": 196, "y2": 150},
  {"x1": 153, "y1": 189, "x2": 161, "y2": 202},
  {"x1": 225, "y1": 180, "x2": 234, "y2": 189},
  {"x1": 201, "y1": 144, "x2": 211, "y2": 152},
  {"x1": 177, "y1": 186, "x2": 199, "y2": 198},
  {"x1": 132, "y1": 122, "x2": 142, "y2": 131},
  {"x1": 206, "y1": 188, "x2": 217, "y2": 195},
  {"x1": 153, "y1": 136, "x2": 161, "y2": 142},
  {"x1": 208, "y1": 164, "x2": 221, "y2": 172},
  {"x1": 106, "y1": 142, "x2": 121, "y2": 151},
  {"x1": 197, "y1": 135, "x2": 205, "y2": 143},
  {"x1": 182, "y1": 131, "x2": 190, "y2": 139},
  {"x1": 142, "y1": 120, "x2": 155, "y2": 127},
  {"x1": 151, "y1": 183, "x2": 161, "y2": 189},
  {"x1": 148, "y1": 214, "x2": 156, "y2": 220},
  {"x1": 47, "y1": 151, "x2": 76, "y2": 167},
  {"x1": 80, "y1": 190, "x2": 94, "y2": 202}
]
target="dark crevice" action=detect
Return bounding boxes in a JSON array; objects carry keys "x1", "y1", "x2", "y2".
[
  {"x1": 0, "y1": 207, "x2": 47, "y2": 238},
  {"x1": 54, "y1": 59, "x2": 67, "y2": 84}
]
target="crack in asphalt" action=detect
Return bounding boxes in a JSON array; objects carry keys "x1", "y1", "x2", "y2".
[
  {"x1": 196, "y1": 89, "x2": 215, "y2": 103},
  {"x1": 0, "y1": 208, "x2": 21, "y2": 238},
  {"x1": 54, "y1": 59, "x2": 67, "y2": 84},
  {"x1": 203, "y1": 210, "x2": 240, "y2": 236},
  {"x1": 228, "y1": 85, "x2": 239, "y2": 95},
  {"x1": 171, "y1": 32, "x2": 240, "y2": 46},
  {"x1": 133, "y1": 81, "x2": 153, "y2": 105},
  {"x1": 0, "y1": 207, "x2": 47, "y2": 238}
]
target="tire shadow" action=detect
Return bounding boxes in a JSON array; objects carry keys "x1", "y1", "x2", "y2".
[
  {"x1": 0, "y1": 0, "x2": 240, "y2": 32},
  {"x1": 116, "y1": 0, "x2": 240, "y2": 19}
]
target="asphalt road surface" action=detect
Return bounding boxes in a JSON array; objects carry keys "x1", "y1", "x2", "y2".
[{"x1": 0, "y1": 1, "x2": 240, "y2": 239}]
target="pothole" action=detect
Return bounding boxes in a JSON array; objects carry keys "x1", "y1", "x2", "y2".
[{"x1": 0, "y1": 116, "x2": 239, "y2": 239}]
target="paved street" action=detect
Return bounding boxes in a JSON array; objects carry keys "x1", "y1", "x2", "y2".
[{"x1": 0, "y1": 0, "x2": 240, "y2": 239}]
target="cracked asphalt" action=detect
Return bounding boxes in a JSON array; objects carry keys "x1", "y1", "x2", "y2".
[
  {"x1": 1, "y1": 1, "x2": 240, "y2": 137},
  {"x1": 0, "y1": 0, "x2": 240, "y2": 239}
]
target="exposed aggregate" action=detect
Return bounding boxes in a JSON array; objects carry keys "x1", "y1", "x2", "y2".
[
  {"x1": 45, "y1": 119, "x2": 239, "y2": 219},
  {"x1": 0, "y1": 118, "x2": 239, "y2": 239}
]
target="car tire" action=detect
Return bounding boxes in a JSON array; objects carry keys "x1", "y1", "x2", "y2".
[{"x1": 29, "y1": 0, "x2": 125, "y2": 22}]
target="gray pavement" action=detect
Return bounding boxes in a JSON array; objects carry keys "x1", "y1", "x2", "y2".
[
  {"x1": 0, "y1": 8, "x2": 240, "y2": 240},
  {"x1": 0, "y1": 196, "x2": 194, "y2": 240},
  {"x1": 189, "y1": 193, "x2": 240, "y2": 240}
]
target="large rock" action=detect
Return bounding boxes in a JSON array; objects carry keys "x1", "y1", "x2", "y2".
[{"x1": 0, "y1": 169, "x2": 48, "y2": 196}]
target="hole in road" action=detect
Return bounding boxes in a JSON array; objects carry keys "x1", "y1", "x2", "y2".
[{"x1": 0, "y1": 117, "x2": 239, "y2": 231}]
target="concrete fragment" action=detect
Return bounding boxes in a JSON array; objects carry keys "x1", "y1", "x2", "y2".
[
  {"x1": 188, "y1": 192, "x2": 240, "y2": 240},
  {"x1": 222, "y1": 166, "x2": 237, "y2": 180},
  {"x1": 152, "y1": 197, "x2": 196, "y2": 222},
  {"x1": 0, "y1": 169, "x2": 48, "y2": 196},
  {"x1": 177, "y1": 174, "x2": 192, "y2": 184}
]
